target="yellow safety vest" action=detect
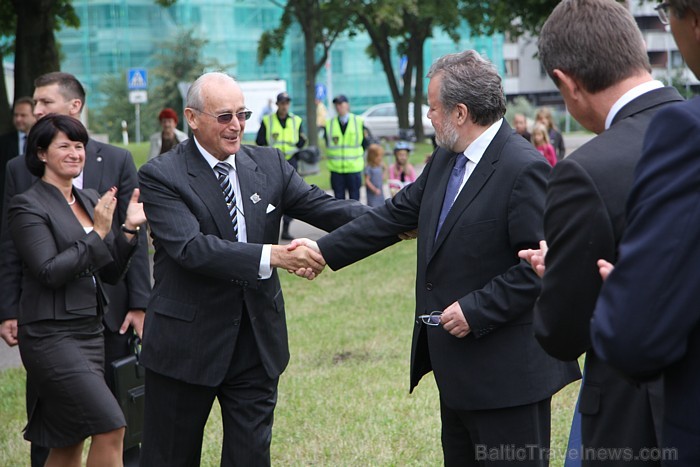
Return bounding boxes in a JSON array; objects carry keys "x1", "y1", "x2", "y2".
[
  {"x1": 265, "y1": 113, "x2": 301, "y2": 159},
  {"x1": 325, "y1": 114, "x2": 364, "y2": 173}
]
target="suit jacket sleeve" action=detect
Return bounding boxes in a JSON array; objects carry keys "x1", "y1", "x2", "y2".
[
  {"x1": 591, "y1": 102, "x2": 700, "y2": 378},
  {"x1": 0, "y1": 160, "x2": 23, "y2": 321},
  {"x1": 534, "y1": 158, "x2": 616, "y2": 361},
  {"x1": 317, "y1": 155, "x2": 428, "y2": 268},
  {"x1": 114, "y1": 147, "x2": 151, "y2": 309},
  {"x1": 460, "y1": 159, "x2": 548, "y2": 335},
  {"x1": 8, "y1": 194, "x2": 117, "y2": 289}
]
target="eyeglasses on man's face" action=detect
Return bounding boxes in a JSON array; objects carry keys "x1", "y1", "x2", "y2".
[
  {"x1": 417, "y1": 311, "x2": 442, "y2": 326},
  {"x1": 655, "y1": 2, "x2": 671, "y2": 25},
  {"x1": 193, "y1": 108, "x2": 252, "y2": 124}
]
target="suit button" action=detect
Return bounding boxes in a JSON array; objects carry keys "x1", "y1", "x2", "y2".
[
  {"x1": 426, "y1": 282, "x2": 433, "y2": 291},
  {"x1": 233, "y1": 319, "x2": 240, "y2": 326}
]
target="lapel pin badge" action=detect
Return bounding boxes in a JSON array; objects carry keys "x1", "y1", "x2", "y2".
[
  {"x1": 250, "y1": 193, "x2": 261, "y2": 204},
  {"x1": 96, "y1": 156, "x2": 103, "y2": 162}
]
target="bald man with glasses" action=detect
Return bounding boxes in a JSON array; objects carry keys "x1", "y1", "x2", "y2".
[{"x1": 137, "y1": 72, "x2": 370, "y2": 466}]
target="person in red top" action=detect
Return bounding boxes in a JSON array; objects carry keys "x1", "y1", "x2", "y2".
[{"x1": 531, "y1": 123, "x2": 557, "y2": 167}]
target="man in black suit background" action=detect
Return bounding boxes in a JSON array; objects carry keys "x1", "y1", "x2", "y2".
[
  {"x1": 293, "y1": 50, "x2": 580, "y2": 466},
  {"x1": 0, "y1": 72, "x2": 150, "y2": 467},
  {"x1": 137, "y1": 72, "x2": 369, "y2": 466},
  {"x1": 0, "y1": 96, "x2": 36, "y2": 232},
  {"x1": 518, "y1": 0, "x2": 683, "y2": 464},
  {"x1": 590, "y1": 1, "x2": 700, "y2": 464}
]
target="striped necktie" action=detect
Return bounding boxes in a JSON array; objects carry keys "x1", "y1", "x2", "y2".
[{"x1": 214, "y1": 162, "x2": 238, "y2": 239}]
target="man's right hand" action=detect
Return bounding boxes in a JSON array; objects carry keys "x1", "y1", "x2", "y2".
[
  {"x1": 271, "y1": 243, "x2": 325, "y2": 280},
  {"x1": 0, "y1": 319, "x2": 18, "y2": 346}
]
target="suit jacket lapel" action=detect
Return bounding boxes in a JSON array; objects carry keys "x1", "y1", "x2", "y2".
[
  {"x1": 234, "y1": 147, "x2": 267, "y2": 243},
  {"x1": 82, "y1": 138, "x2": 102, "y2": 190},
  {"x1": 185, "y1": 141, "x2": 238, "y2": 242},
  {"x1": 611, "y1": 86, "x2": 683, "y2": 126},
  {"x1": 36, "y1": 181, "x2": 85, "y2": 241},
  {"x1": 429, "y1": 121, "x2": 508, "y2": 260}
]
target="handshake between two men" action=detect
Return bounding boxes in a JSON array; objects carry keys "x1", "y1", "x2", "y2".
[{"x1": 269, "y1": 238, "x2": 324, "y2": 280}]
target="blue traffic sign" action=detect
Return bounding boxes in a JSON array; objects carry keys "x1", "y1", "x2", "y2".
[
  {"x1": 315, "y1": 83, "x2": 326, "y2": 101},
  {"x1": 127, "y1": 68, "x2": 148, "y2": 90}
]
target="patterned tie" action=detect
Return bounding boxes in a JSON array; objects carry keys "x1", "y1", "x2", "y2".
[
  {"x1": 435, "y1": 154, "x2": 468, "y2": 238},
  {"x1": 214, "y1": 162, "x2": 238, "y2": 239}
]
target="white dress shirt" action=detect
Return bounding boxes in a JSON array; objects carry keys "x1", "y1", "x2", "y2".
[
  {"x1": 605, "y1": 80, "x2": 664, "y2": 130},
  {"x1": 454, "y1": 118, "x2": 504, "y2": 197},
  {"x1": 194, "y1": 137, "x2": 273, "y2": 279}
]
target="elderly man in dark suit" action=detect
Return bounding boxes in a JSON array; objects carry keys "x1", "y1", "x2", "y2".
[
  {"x1": 137, "y1": 72, "x2": 369, "y2": 466},
  {"x1": 518, "y1": 0, "x2": 683, "y2": 464},
  {"x1": 0, "y1": 72, "x2": 150, "y2": 467},
  {"x1": 591, "y1": 1, "x2": 700, "y2": 465},
  {"x1": 0, "y1": 96, "x2": 36, "y2": 231},
  {"x1": 292, "y1": 50, "x2": 580, "y2": 466}
]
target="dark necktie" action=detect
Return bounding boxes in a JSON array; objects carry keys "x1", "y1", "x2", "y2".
[
  {"x1": 436, "y1": 154, "x2": 468, "y2": 237},
  {"x1": 214, "y1": 162, "x2": 238, "y2": 239}
]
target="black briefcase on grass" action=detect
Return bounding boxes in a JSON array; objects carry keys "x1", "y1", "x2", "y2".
[{"x1": 110, "y1": 336, "x2": 145, "y2": 450}]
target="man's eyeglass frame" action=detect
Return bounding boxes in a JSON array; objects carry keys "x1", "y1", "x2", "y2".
[
  {"x1": 192, "y1": 108, "x2": 253, "y2": 125},
  {"x1": 655, "y1": 2, "x2": 671, "y2": 25},
  {"x1": 417, "y1": 311, "x2": 443, "y2": 326}
]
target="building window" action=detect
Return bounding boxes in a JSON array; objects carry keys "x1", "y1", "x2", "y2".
[{"x1": 504, "y1": 59, "x2": 519, "y2": 77}]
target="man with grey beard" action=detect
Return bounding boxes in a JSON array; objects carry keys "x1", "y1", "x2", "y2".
[{"x1": 293, "y1": 50, "x2": 580, "y2": 466}]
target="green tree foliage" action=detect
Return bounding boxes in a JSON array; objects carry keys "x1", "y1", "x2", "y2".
[
  {"x1": 460, "y1": 0, "x2": 560, "y2": 37},
  {"x1": 258, "y1": 0, "x2": 354, "y2": 147},
  {"x1": 91, "y1": 29, "x2": 219, "y2": 143}
]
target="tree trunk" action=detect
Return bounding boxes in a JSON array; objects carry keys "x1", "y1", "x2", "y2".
[
  {"x1": 12, "y1": 0, "x2": 60, "y2": 101},
  {"x1": 303, "y1": 31, "x2": 318, "y2": 148},
  {"x1": 411, "y1": 31, "x2": 428, "y2": 141}
]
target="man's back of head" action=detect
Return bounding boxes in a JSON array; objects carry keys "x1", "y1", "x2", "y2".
[{"x1": 538, "y1": 0, "x2": 651, "y2": 94}]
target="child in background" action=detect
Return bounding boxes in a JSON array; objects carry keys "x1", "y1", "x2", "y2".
[
  {"x1": 388, "y1": 141, "x2": 417, "y2": 196},
  {"x1": 364, "y1": 144, "x2": 387, "y2": 207},
  {"x1": 531, "y1": 123, "x2": 557, "y2": 167}
]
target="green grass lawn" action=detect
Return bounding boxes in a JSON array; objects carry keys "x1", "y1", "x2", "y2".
[{"x1": 0, "y1": 241, "x2": 581, "y2": 465}]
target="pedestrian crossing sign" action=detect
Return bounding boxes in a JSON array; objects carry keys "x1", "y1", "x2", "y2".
[{"x1": 127, "y1": 68, "x2": 148, "y2": 90}]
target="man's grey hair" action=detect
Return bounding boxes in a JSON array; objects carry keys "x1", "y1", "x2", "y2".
[
  {"x1": 538, "y1": 0, "x2": 651, "y2": 94},
  {"x1": 186, "y1": 72, "x2": 238, "y2": 110},
  {"x1": 427, "y1": 50, "x2": 506, "y2": 127}
]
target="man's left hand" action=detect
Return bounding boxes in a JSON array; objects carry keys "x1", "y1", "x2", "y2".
[
  {"x1": 120, "y1": 309, "x2": 146, "y2": 339},
  {"x1": 440, "y1": 301, "x2": 471, "y2": 338}
]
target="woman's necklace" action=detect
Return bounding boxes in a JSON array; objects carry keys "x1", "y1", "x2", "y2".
[{"x1": 68, "y1": 194, "x2": 76, "y2": 206}]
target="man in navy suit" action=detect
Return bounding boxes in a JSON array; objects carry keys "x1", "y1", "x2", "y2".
[
  {"x1": 518, "y1": 1, "x2": 684, "y2": 464},
  {"x1": 293, "y1": 50, "x2": 580, "y2": 466},
  {"x1": 591, "y1": 1, "x2": 700, "y2": 465},
  {"x1": 138, "y1": 72, "x2": 369, "y2": 466},
  {"x1": 0, "y1": 72, "x2": 150, "y2": 467}
]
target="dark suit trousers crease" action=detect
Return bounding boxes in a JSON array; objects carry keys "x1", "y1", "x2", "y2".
[
  {"x1": 141, "y1": 309, "x2": 278, "y2": 467},
  {"x1": 441, "y1": 397, "x2": 551, "y2": 467}
]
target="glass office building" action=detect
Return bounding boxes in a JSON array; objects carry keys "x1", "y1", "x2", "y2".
[{"x1": 57, "y1": 0, "x2": 503, "y2": 121}]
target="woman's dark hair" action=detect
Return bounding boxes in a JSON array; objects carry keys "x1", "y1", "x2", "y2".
[{"x1": 25, "y1": 114, "x2": 89, "y2": 177}]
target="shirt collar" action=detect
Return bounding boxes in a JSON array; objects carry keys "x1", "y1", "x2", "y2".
[
  {"x1": 194, "y1": 136, "x2": 236, "y2": 171},
  {"x1": 463, "y1": 118, "x2": 503, "y2": 165},
  {"x1": 605, "y1": 80, "x2": 664, "y2": 130}
]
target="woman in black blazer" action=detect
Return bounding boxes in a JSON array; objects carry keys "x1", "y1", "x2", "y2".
[{"x1": 7, "y1": 114, "x2": 146, "y2": 466}]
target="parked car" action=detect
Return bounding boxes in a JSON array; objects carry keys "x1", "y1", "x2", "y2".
[{"x1": 360, "y1": 102, "x2": 434, "y2": 140}]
